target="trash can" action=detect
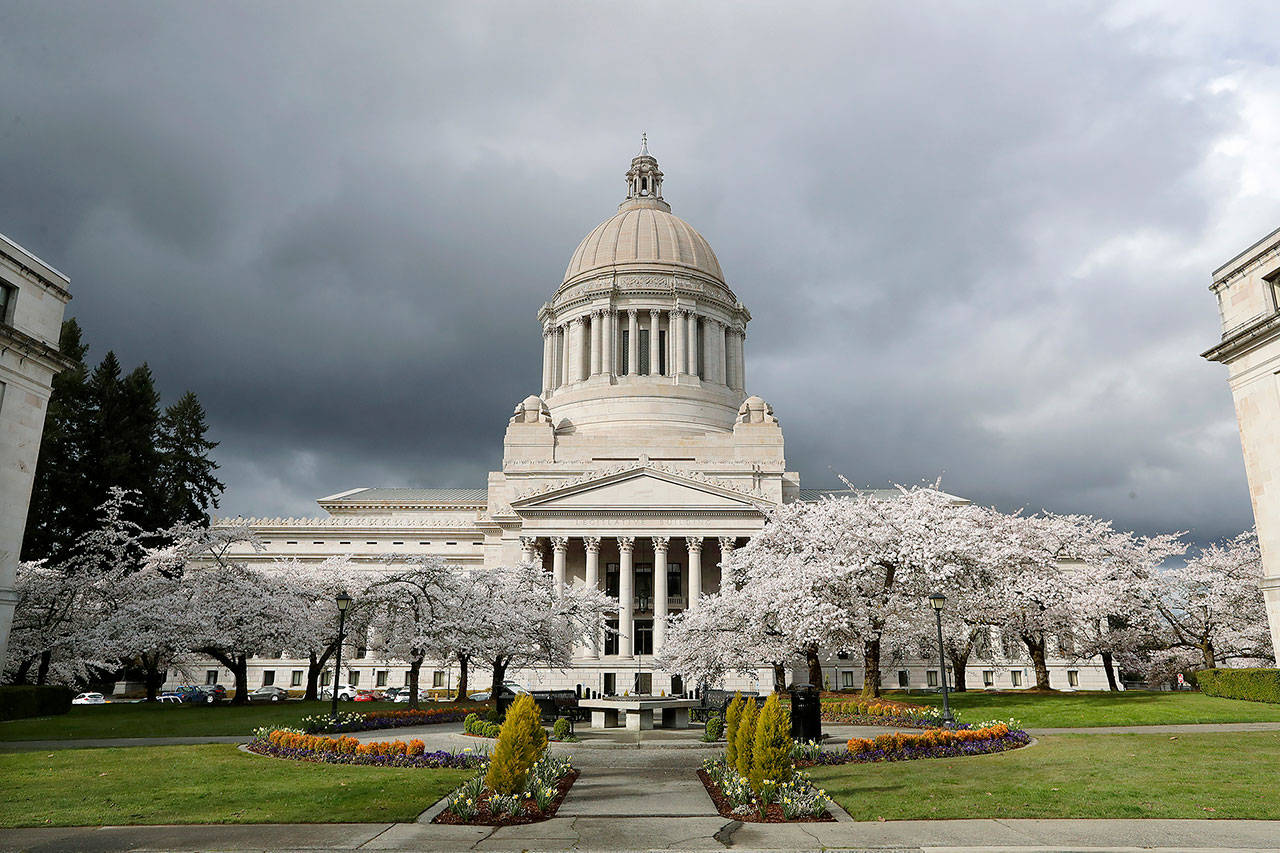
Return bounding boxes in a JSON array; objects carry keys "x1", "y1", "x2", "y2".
[{"x1": 789, "y1": 682, "x2": 821, "y2": 742}]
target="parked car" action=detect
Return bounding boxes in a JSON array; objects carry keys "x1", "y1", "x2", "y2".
[
  {"x1": 72, "y1": 692, "x2": 106, "y2": 705},
  {"x1": 185, "y1": 685, "x2": 227, "y2": 704},
  {"x1": 319, "y1": 685, "x2": 358, "y2": 701},
  {"x1": 157, "y1": 693, "x2": 182, "y2": 704},
  {"x1": 246, "y1": 685, "x2": 290, "y2": 703},
  {"x1": 353, "y1": 690, "x2": 384, "y2": 702},
  {"x1": 468, "y1": 682, "x2": 527, "y2": 702},
  {"x1": 390, "y1": 687, "x2": 432, "y2": 703}
]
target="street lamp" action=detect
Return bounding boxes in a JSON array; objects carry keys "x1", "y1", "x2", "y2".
[
  {"x1": 928, "y1": 592, "x2": 955, "y2": 728},
  {"x1": 330, "y1": 591, "x2": 352, "y2": 722}
]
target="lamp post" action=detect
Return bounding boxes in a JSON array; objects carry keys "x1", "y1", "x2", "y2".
[
  {"x1": 330, "y1": 591, "x2": 352, "y2": 722},
  {"x1": 928, "y1": 592, "x2": 955, "y2": 728}
]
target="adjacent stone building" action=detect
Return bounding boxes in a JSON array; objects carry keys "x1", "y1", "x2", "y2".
[
  {"x1": 195, "y1": 143, "x2": 1107, "y2": 696},
  {"x1": 0, "y1": 234, "x2": 72, "y2": 673},
  {"x1": 1203, "y1": 225, "x2": 1280, "y2": 659}
]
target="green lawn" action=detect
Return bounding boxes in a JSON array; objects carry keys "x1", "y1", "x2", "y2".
[
  {"x1": 879, "y1": 689, "x2": 1280, "y2": 728},
  {"x1": 809, "y1": 732, "x2": 1280, "y2": 820},
  {"x1": 0, "y1": 744, "x2": 470, "y2": 826},
  {"x1": 0, "y1": 700, "x2": 409, "y2": 741}
]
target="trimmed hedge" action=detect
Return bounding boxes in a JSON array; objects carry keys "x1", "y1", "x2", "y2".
[
  {"x1": 0, "y1": 685, "x2": 74, "y2": 721},
  {"x1": 1195, "y1": 668, "x2": 1280, "y2": 704}
]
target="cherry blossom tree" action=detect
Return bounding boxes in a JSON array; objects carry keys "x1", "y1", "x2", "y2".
[{"x1": 659, "y1": 583, "x2": 798, "y2": 691}]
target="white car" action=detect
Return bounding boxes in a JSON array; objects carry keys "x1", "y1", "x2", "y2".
[
  {"x1": 319, "y1": 685, "x2": 358, "y2": 701},
  {"x1": 72, "y1": 692, "x2": 106, "y2": 705}
]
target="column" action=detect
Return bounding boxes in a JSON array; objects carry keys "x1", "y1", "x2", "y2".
[
  {"x1": 652, "y1": 536, "x2": 669, "y2": 651},
  {"x1": 714, "y1": 320, "x2": 729, "y2": 385},
  {"x1": 687, "y1": 312, "x2": 699, "y2": 376},
  {"x1": 559, "y1": 324, "x2": 571, "y2": 387},
  {"x1": 618, "y1": 536, "x2": 635, "y2": 658},
  {"x1": 541, "y1": 327, "x2": 553, "y2": 396},
  {"x1": 520, "y1": 536, "x2": 537, "y2": 564},
  {"x1": 724, "y1": 327, "x2": 738, "y2": 391},
  {"x1": 602, "y1": 308, "x2": 614, "y2": 378},
  {"x1": 627, "y1": 309, "x2": 639, "y2": 375},
  {"x1": 735, "y1": 328, "x2": 746, "y2": 390},
  {"x1": 672, "y1": 309, "x2": 686, "y2": 376},
  {"x1": 551, "y1": 536, "x2": 568, "y2": 597},
  {"x1": 584, "y1": 536, "x2": 602, "y2": 659},
  {"x1": 718, "y1": 537, "x2": 736, "y2": 591},
  {"x1": 589, "y1": 311, "x2": 602, "y2": 376},
  {"x1": 686, "y1": 537, "x2": 703, "y2": 611},
  {"x1": 648, "y1": 309, "x2": 661, "y2": 376}
]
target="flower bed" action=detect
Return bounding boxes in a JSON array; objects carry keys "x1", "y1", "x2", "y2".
[
  {"x1": 699, "y1": 758, "x2": 833, "y2": 822},
  {"x1": 299, "y1": 702, "x2": 491, "y2": 734},
  {"x1": 434, "y1": 753, "x2": 577, "y2": 826},
  {"x1": 804, "y1": 722, "x2": 1031, "y2": 765},
  {"x1": 819, "y1": 698, "x2": 946, "y2": 728},
  {"x1": 248, "y1": 729, "x2": 484, "y2": 769}
]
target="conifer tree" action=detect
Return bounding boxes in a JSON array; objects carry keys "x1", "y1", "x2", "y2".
[
  {"x1": 724, "y1": 692, "x2": 744, "y2": 768},
  {"x1": 157, "y1": 391, "x2": 225, "y2": 526},
  {"x1": 485, "y1": 693, "x2": 547, "y2": 795},
  {"x1": 735, "y1": 698, "x2": 758, "y2": 779},
  {"x1": 750, "y1": 692, "x2": 794, "y2": 793}
]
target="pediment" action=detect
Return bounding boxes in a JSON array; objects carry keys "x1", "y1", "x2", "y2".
[{"x1": 511, "y1": 466, "x2": 763, "y2": 513}]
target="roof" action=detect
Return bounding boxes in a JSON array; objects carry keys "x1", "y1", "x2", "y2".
[
  {"x1": 795, "y1": 488, "x2": 970, "y2": 505},
  {"x1": 563, "y1": 206, "x2": 724, "y2": 285},
  {"x1": 318, "y1": 487, "x2": 488, "y2": 504}
]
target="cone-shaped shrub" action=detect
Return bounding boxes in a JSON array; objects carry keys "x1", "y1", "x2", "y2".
[
  {"x1": 734, "y1": 698, "x2": 758, "y2": 779},
  {"x1": 724, "y1": 692, "x2": 744, "y2": 768},
  {"x1": 750, "y1": 692, "x2": 794, "y2": 793},
  {"x1": 484, "y1": 693, "x2": 546, "y2": 795}
]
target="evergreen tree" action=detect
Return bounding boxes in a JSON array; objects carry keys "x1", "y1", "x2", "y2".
[
  {"x1": 735, "y1": 698, "x2": 758, "y2": 779},
  {"x1": 750, "y1": 692, "x2": 794, "y2": 793},
  {"x1": 724, "y1": 692, "x2": 744, "y2": 769},
  {"x1": 157, "y1": 391, "x2": 224, "y2": 526}
]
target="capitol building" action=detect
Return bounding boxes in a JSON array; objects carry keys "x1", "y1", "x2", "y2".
[{"x1": 185, "y1": 142, "x2": 1107, "y2": 697}]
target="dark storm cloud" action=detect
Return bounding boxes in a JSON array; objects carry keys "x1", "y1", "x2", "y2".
[{"x1": 1, "y1": 1, "x2": 1273, "y2": 543}]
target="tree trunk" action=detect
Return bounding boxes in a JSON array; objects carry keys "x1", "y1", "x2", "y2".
[
  {"x1": 1202, "y1": 640, "x2": 1216, "y2": 671},
  {"x1": 861, "y1": 639, "x2": 882, "y2": 698},
  {"x1": 805, "y1": 645, "x2": 823, "y2": 690},
  {"x1": 489, "y1": 657, "x2": 507, "y2": 710},
  {"x1": 407, "y1": 656, "x2": 422, "y2": 710},
  {"x1": 947, "y1": 647, "x2": 970, "y2": 692},
  {"x1": 36, "y1": 649, "x2": 52, "y2": 685},
  {"x1": 1021, "y1": 633, "x2": 1051, "y2": 690},
  {"x1": 772, "y1": 662, "x2": 787, "y2": 692},
  {"x1": 230, "y1": 654, "x2": 249, "y2": 704},
  {"x1": 454, "y1": 654, "x2": 470, "y2": 702},
  {"x1": 1101, "y1": 650, "x2": 1119, "y2": 692},
  {"x1": 142, "y1": 654, "x2": 164, "y2": 702}
]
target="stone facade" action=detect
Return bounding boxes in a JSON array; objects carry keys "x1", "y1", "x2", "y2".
[
  {"x1": 180, "y1": 143, "x2": 1108, "y2": 696},
  {"x1": 1203, "y1": 225, "x2": 1280, "y2": 659},
  {"x1": 0, "y1": 233, "x2": 72, "y2": 673}
]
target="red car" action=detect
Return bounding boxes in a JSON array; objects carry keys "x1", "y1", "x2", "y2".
[{"x1": 353, "y1": 690, "x2": 383, "y2": 702}]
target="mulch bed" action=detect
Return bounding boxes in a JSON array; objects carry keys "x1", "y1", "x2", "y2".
[
  {"x1": 432, "y1": 769, "x2": 579, "y2": 826},
  {"x1": 696, "y1": 769, "x2": 834, "y2": 823}
]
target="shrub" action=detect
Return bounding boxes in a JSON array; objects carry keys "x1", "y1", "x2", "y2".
[
  {"x1": 0, "y1": 685, "x2": 74, "y2": 721},
  {"x1": 1195, "y1": 668, "x2": 1280, "y2": 704},
  {"x1": 703, "y1": 713, "x2": 724, "y2": 742},
  {"x1": 735, "y1": 698, "x2": 758, "y2": 779},
  {"x1": 552, "y1": 717, "x2": 572, "y2": 740},
  {"x1": 484, "y1": 693, "x2": 547, "y2": 795},
  {"x1": 750, "y1": 693, "x2": 794, "y2": 793},
  {"x1": 724, "y1": 692, "x2": 744, "y2": 767},
  {"x1": 464, "y1": 712, "x2": 481, "y2": 734}
]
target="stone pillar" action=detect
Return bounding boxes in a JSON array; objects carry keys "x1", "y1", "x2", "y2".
[
  {"x1": 551, "y1": 536, "x2": 568, "y2": 597},
  {"x1": 648, "y1": 309, "x2": 661, "y2": 376},
  {"x1": 627, "y1": 309, "x2": 639, "y2": 375},
  {"x1": 618, "y1": 536, "x2": 635, "y2": 658},
  {"x1": 712, "y1": 320, "x2": 727, "y2": 385},
  {"x1": 570, "y1": 317, "x2": 586, "y2": 382},
  {"x1": 653, "y1": 536, "x2": 669, "y2": 651},
  {"x1": 589, "y1": 310, "x2": 602, "y2": 376},
  {"x1": 671, "y1": 309, "x2": 685, "y2": 376},
  {"x1": 520, "y1": 536, "x2": 537, "y2": 564},
  {"x1": 601, "y1": 308, "x2": 614, "y2": 378},
  {"x1": 584, "y1": 536, "x2": 602, "y2": 659},
  {"x1": 559, "y1": 324, "x2": 571, "y2": 387},
  {"x1": 686, "y1": 537, "x2": 703, "y2": 611},
  {"x1": 687, "y1": 311, "x2": 699, "y2": 376},
  {"x1": 736, "y1": 327, "x2": 746, "y2": 390},
  {"x1": 541, "y1": 326, "x2": 553, "y2": 396},
  {"x1": 718, "y1": 537, "x2": 736, "y2": 590},
  {"x1": 724, "y1": 327, "x2": 738, "y2": 391}
]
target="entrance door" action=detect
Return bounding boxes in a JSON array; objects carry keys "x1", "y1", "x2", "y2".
[{"x1": 634, "y1": 672, "x2": 652, "y2": 695}]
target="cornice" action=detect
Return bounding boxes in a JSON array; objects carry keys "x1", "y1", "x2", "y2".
[
  {"x1": 0, "y1": 248, "x2": 72, "y2": 303},
  {"x1": 1202, "y1": 311, "x2": 1280, "y2": 363},
  {"x1": 1211, "y1": 225, "x2": 1280, "y2": 291},
  {"x1": 510, "y1": 460, "x2": 774, "y2": 504},
  {"x1": 0, "y1": 322, "x2": 78, "y2": 372},
  {"x1": 215, "y1": 515, "x2": 483, "y2": 531}
]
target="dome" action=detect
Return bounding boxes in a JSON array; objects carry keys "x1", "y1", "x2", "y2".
[{"x1": 563, "y1": 205, "x2": 724, "y2": 286}]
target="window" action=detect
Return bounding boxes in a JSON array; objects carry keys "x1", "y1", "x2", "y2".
[
  {"x1": 658, "y1": 329, "x2": 667, "y2": 375},
  {"x1": 696, "y1": 319, "x2": 705, "y2": 378},
  {"x1": 635, "y1": 564, "x2": 653, "y2": 610},
  {"x1": 321, "y1": 670, "x2": 331, "y2": 686},
  {"x1": 840, "y1": 671, "x2": 855, "y2": 689},
  {"x1": 897, "y1": 670, "x2": 909, "y2": 688},
  {"x1": 205, "y1": 670, "x2": 218, "y2": 685},
  {"x1": 1068, "y1": 670, "x2": 1079, "y2": 687},
  {"x1": 262, "y1": 670, "x2": 275, "y2": 686},
  {"x1": 638, "y1": 329, "x2": 650, "y2": 374},
  {"x1": 375, "y1": 670, "x2": 388, "y2": 688},
  {"x1": 605, "y1": 563, "x2": 619, "y2": 597},
  {"x1": 836, "y1": 651, "x2": 849, "y2": 660},
  {"x1": 404, "y1": 671, "x2": 413, "y2": 686},
  {"x1": 604, "y1": 619, "x2": 619, "y2": 655},
  {"x1": 290, "y1": 670, "x2": 303, "y2": 687},
  {"x1": 603, "y1": 672, "x2": 616, "y2": 696},
  {"x1": 620, "y1": 329, "x2": 630, "y2": 374},
  {"x1": 348, "y1": 670, "x2": 360, "y2": 686},
  {"x1": 667, "y1": 562, "x2": 682, "y2": 600},
  {"x1": 356, "y1": 646, "x2": 367, "y2": 659},
  {"x1": 634, "y1": 619, "x2": 654, "y2": 655},
  {"x1": 634, "y1": 672, "x2": 652, "y2": 694},
  {"x1": 1010, "y1": 670, "x2": 1023, "y2": 687},
  {"x1": 432, "y1": 671, "x2": 445, "y2": 688},
  {"x1": 926, "y1": 670, "x2": 939, "y2": 688},
  {"x1": 0, "y1": 282, "x2": 15, "y2": 323},
  {"x1": 671, "y1": 674, "x2": 683, "y2": 695},
  {"x1": 982, "y1": 670, "x2": 995, "y2": 687},
  {"x1": 1268, "y1": 271, "x2": 1280, "y2": 312}
]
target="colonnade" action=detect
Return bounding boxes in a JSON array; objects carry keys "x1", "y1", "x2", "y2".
[
  {"x1": 541, "y1": 307, "x2": 746, "y2": 396},
  {"x1": 518, "y1": 534, "x2": 738, "y2": 658}
]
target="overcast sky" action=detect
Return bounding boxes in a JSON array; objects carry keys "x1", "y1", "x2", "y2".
[{"x1": 3, "y1": 1, "x2": 1277, "y2": 544}]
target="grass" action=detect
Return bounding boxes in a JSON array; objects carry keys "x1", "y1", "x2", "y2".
[
  {"x1": 0, "y1": 700, "x2": 413, "y2": 741},
  {"x1": 0, "y1": 744, "x2": 470, "y2": 827},
  {"x1": 809, "y1": 732, "x2": 1280, "y2": 820},
  {"x1": 876, "y1": 689, "x2": 1280, "y2": 728}
]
